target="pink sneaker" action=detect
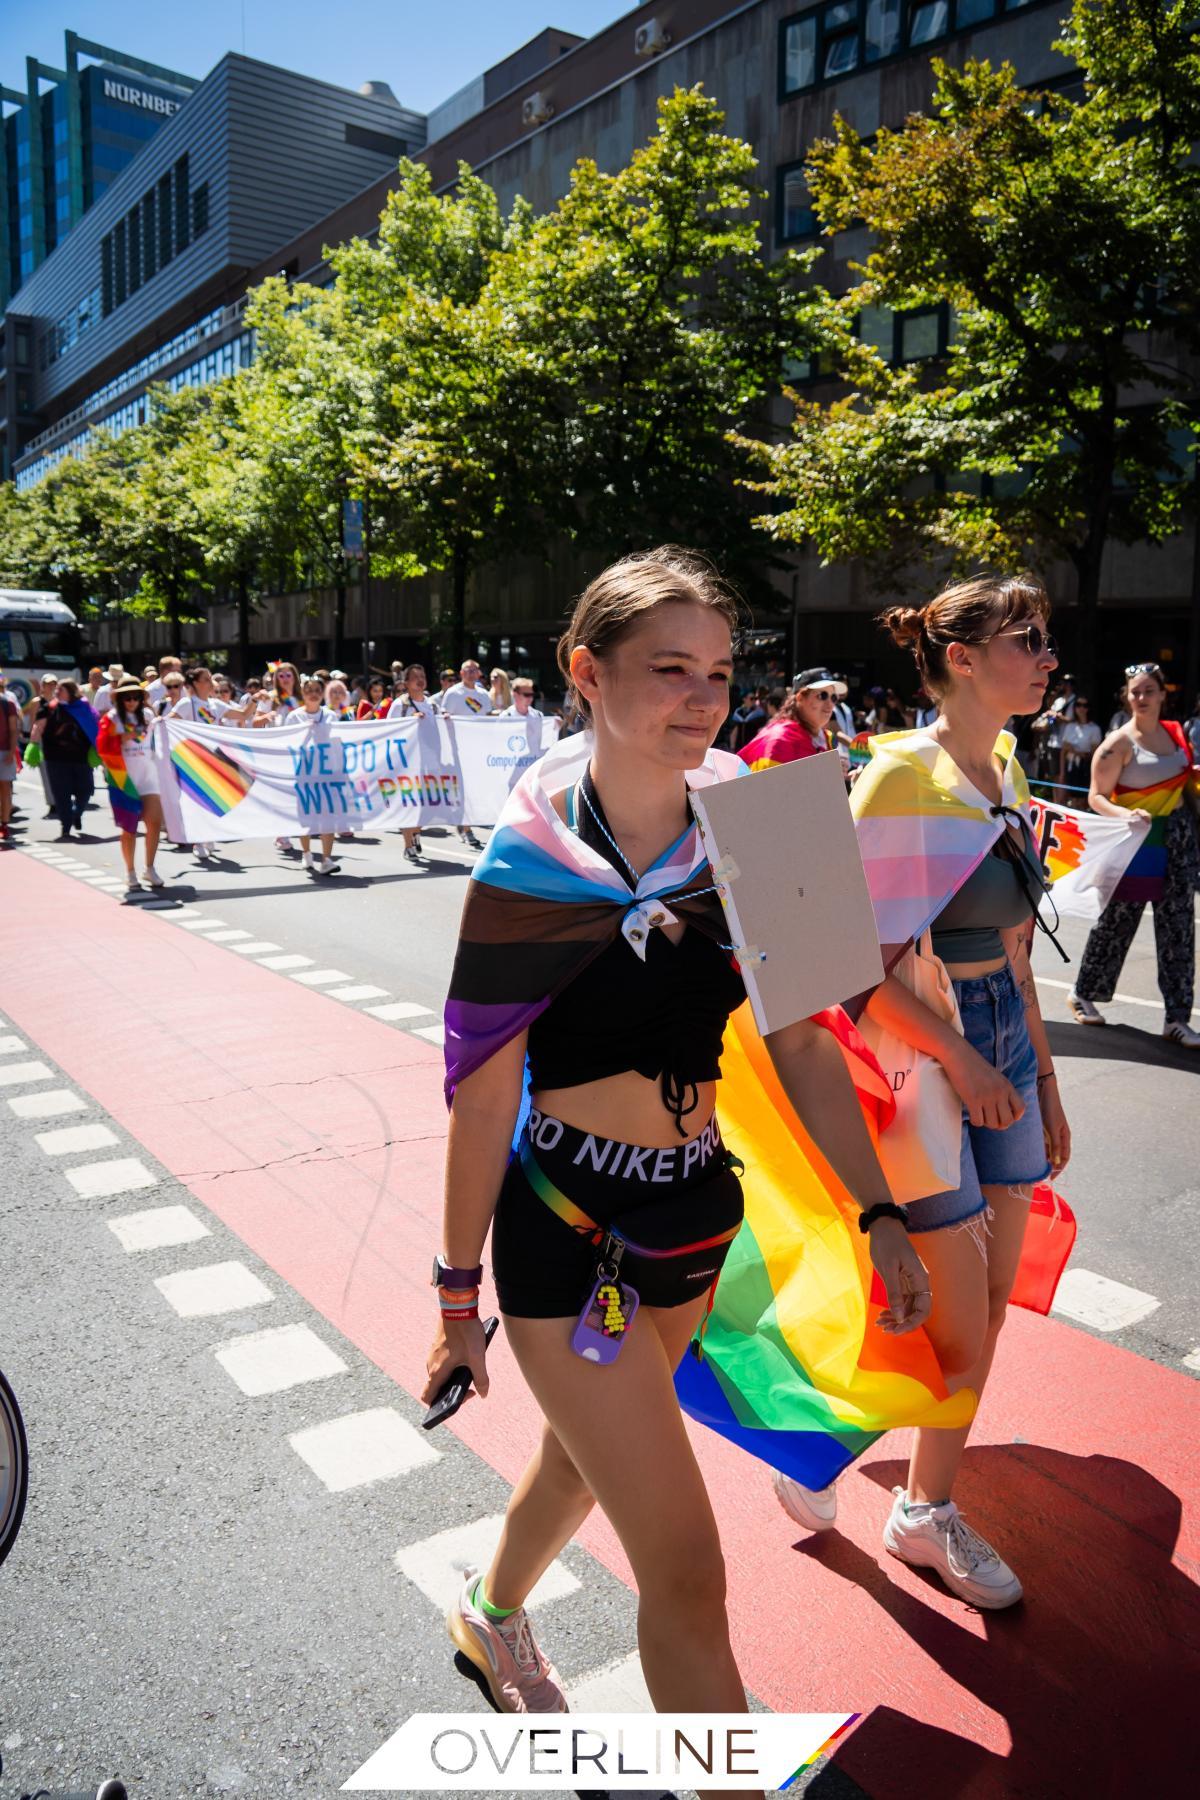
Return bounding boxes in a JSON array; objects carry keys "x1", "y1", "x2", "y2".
[{"x1": 447, "y1": 1569, "x2": 568, "y2": 1713}]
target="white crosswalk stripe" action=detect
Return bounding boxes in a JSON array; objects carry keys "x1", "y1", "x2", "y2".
[
  {"x1": 1051, "y1": 1268, "x2": 1161, "y2": 1332},
  {"x1": 34, "y1": 1123, "x2": 118, "y2": 1156},
  {"x1": 214, "y1": 1324, "x2": 348, "y2": 1396},
  {"x1": 288, "y1": 1408, "x2": 440, "y2": 1491},
  {"x1": 394, "y1": 1516, "x2": 579, "y2": 1616},
  {"x1": 365, "y1": 1002, "x2": 432, "y2": 1021},
  {"x1": 155, "y1": 1260, "x2": 275, "y2": 1318},
  {"x1": 65, "y1": 1157, "x2": 158, "y2": 1199},
  {"x1": 107, "y1": 1205, "x2": 212, "y2": 1253},
  {"x1": 8, "y1": 1087, "x2": 87, "y2": 1118},
  {"x1": 0, "y1": 1060, "x2": 55, "y2": 1087},
  {"x1": 324, "y1": 984, "x2": 389, "y2": 1002},
  {"x1": 290, "y1": 968, "x2": 352, "y2": 985}
]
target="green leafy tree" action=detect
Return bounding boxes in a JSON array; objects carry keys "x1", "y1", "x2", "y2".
[
  {"x1": 509, "y1": 86, "x2": 828, "y2": 592},
  {"x1": 738, "y1": 2, "x2": 1200, "y2": 688}
]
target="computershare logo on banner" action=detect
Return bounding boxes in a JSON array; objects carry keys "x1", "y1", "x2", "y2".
[
  {"x1": 156, "y1": 713, "x2": 558, "y2": 840},
  {"x1": 340, "y1": 1712, "x2": 860, "y2": 1791}
]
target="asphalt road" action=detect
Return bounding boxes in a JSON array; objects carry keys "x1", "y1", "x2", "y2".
[{"x1": 2, "y1": 766, "x2": 1197, "y2": 1800}]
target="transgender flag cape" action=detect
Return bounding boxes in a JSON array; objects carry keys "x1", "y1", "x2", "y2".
[
  {"x1": 677, "y1": 727, "x2": 1075, "y2": 1487},
  {"x1": 444, "y1": 730, "x2": 1005, "y2": 1490}
]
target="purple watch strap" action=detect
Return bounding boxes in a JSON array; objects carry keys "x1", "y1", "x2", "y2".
[{"x1": 435, "y1": 1258, "x2": 484, "y2": 1288}]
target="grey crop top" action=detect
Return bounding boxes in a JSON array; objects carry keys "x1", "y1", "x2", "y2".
[{"x1": 929, "y1": 817, "x2": 1045, "y2": 965}]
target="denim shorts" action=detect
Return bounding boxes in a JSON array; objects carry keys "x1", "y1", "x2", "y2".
[{"x1": 904, "y1": 963, "x2": 1050, "y2": 1234}]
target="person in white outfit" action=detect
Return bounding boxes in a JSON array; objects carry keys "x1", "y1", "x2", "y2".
[
  {"x1": 440, "y1": 658, "x2": 492, "y2": 848},
  {"x1": 387, "y1": 664, "x2": 439, "y2": 864},
  {"x1": 169, "y1": 666, "x2": 257, "y2": 860},
  {"x1": 282, "y1": 678, "x2": 341, "y2": 875}
]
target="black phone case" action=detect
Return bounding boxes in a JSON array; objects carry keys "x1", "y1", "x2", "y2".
[{"x1": 421, "y1": 1315, "x2": 499, "y2": 1429}]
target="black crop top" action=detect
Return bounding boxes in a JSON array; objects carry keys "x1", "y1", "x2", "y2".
[{"x1": 525, "y1": 771, "x2": 746, "y2": 1134}]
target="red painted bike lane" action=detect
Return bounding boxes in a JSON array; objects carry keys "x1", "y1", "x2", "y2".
[{"x1": 5, "y1": 855, "x2": 1196, "y2": 1796}]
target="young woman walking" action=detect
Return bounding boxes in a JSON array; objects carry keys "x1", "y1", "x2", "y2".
[
  {"x1": 283, "y1": 677, "x2": 342, "y2": 876},
  {"x1": 97, "y1": 677, "x2": 167, "y2": 891},
  {"x1": 772, "y1": 575, "x2": 1072, "y2": 1608},
  {"x1": 387, "y1": 665, "x2": 437, "y2": 863},
  {"x1": 1068, "y1": 663, "x2": 1200, "y2": 1045},
  {"x1": 423, "y1": 549, "x2": 931, "y2": 1751}
]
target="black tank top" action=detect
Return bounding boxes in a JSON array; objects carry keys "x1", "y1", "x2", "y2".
[{"x1": 524, "y1": 770, "x2": 745, "y2": 1134}]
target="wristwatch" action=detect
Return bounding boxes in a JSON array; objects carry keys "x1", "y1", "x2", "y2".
[
  {"x1": 432, "y1": 1255, "x2": 484, "y2": 1289},
  {"x1": 857, "y1": 1202, "x2": 910, "y2": 1234}
]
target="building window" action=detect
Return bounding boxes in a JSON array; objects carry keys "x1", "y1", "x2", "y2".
[
  {"x1": 899, "y1": 305, "x2": 948, "y2": 360},
  {"x1": 174, "y1": 155, "x2": 190, "y2": 254},
  {"x1": 857, "y1": 303, "x2": 895, "y2": 358},
  {"x1": 114, "y1": 219, "x2": 127, "y2": 305},
  {"x1": 344, "y1": 122, "x2": 408, "y2": 159},
  {"x1": 781, "y1": 0, "x2": 1009, "y2": 95},
  {"x1": 158, "y1": 173, "x2": 173, "y2": 265},
  {"x1": 127, "y1": 202, "x2": 142, "y2": 293},
  {"x1": 191, "y1": 182, "x2": 209, "y2": 238},
  {"x1": 143, "y1": 190, "x2": 158, "y2": 279},
  {"x1": 777, "y1": 162, "x2": 819, "y2": 242},
  {"x1": 102, "y1": 236, "x2": 114, "y2": 316}
]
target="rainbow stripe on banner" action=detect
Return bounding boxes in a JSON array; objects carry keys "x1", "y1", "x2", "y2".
[{"x1": 170, "y1": 737, "x2": 254, "y2": 816}]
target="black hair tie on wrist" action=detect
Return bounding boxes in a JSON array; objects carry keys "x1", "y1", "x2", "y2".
[{"x1": 858, "y1": 1201, "x2": 910, "y2": 1233}]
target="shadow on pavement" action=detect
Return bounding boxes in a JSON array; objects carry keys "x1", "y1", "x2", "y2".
[
  {"x1": 1043, "y1": 1017, "x2": 1200, "y2": 1074},
  {"x1": 800, "y1": 1445, "x2": 1194, "y2": 1798}
]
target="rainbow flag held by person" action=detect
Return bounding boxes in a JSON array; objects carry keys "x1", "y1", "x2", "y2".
[
  {"x1": 1108, "y1": 719, "x2": 1195, "y2": 902},
  {"x1": 95, "y1": 714, "x2": 142, "y2": 834},
  {"x1": 445, "y1": 732, "x2": 980, "y2": 1493},
  {"x1": 676, "y1": 727, "x2": 1075, "y2": 1487},
  {"x1": 170, "y1": 736, "x2": 255, "y2": 817}
]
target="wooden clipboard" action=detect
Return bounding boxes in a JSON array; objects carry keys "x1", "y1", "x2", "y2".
[{"x1": 690, "y1": 752, "x2": 883, "y2": 1035}]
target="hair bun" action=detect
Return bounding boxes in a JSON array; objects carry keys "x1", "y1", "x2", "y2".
[{"x1": 879, "y1": 604, "x2": 927, "y2": 650}]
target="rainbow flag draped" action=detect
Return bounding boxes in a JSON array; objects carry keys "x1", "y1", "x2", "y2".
[
  {"x1": 676, "y1": 727, "x2": 1074, "y2": 1486},
  {"x1": 444, "y1": 731, "x2": 995, "y2": 1490},
  {"x1": 95, "y1": 714, "x2": 143, "y2": 834},
  {"x1": 170, "y1": 736, "x2": 255, "y2": 816},
  {"x1": 1108, "y1": 720, "x2": 1195, "y2": 902}
]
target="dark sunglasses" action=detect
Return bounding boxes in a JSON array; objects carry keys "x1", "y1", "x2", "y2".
[{"x1": 978, "y1": 621, "x2": 1058, "y2": 659}]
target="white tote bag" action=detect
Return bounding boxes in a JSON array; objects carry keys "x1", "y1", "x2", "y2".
[{"x1": 858, "y1": 933, "x2": 964, "y2": 1203}]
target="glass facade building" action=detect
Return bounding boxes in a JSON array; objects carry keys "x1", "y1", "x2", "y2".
[{"x1": 1, "y1": 32, "x2": 196, "y2": 308}]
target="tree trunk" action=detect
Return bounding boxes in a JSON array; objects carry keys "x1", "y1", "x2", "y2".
[
  {"x1": 334, "y1": 578, "x2": 347, "y2": 670},
  {"x1": 236, "y1": 571, "x2": 251, "y2": 678},
  {"x1": 452, "y1": 548, "x2": 469, "y2": 667}
]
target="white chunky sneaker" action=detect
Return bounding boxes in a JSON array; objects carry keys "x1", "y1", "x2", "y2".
[
  {"x1": 1163, "y1": 1020, "x2": 1200, "y2": 1048},
  {"x1": 883, "y1": 1487, "x2": 1023, "y2": 1609},
  {"x1": 1066, "y1": 991, "x2": 1105, "y2": 1025},
  {"x1": 447, "y1": 1569, "x2": 568, "y2": 1713},
  {"x1": 771, "y1": 1468, "x2": 838, "y2": 1532}
]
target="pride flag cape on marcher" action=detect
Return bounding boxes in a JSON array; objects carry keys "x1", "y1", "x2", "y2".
[
  {"x1": 676, "y1": 727, "x2": 1076, "y2": 1488},
  {"x1": 95, "y1": 713, "x2": 143, "y2": 834},
  {"x1": 1108, "y1": 718, "x2": 1196, "y2": 903},
  {"x1": 443, "y1": 730, "x2": 981, "y2": 1490}
]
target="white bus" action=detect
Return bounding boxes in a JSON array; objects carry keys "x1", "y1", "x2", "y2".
[{"x1": 0, "y1": 590, "x2": 84, "y2": 709}]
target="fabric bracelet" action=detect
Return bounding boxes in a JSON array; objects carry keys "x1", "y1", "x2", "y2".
[{"x1": 439, "y1": 1304, "x2": 479, "y2": 1322}]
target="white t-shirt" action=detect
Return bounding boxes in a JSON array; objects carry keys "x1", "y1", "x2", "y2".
[
  {"x1": 283, "y1": 706, "x2": 337, "y2": 727},
  {"x1": 1061, "y1": 721, "x2": 1102, "y2": 760},
  {"x1": 387, "y1": 695, "x2": 439, "y2": 720},
  {"x1": 114, "y1": 708, "x2": 161, "y2": 795},
  {"x1": 146, "y1": 678, "x2": 171, "y2": 708},
  {"x1": 169, "y1": 695, "x2": 231, "y2": 725},
  {"x1": 440, "y1": 682, "x2": 494, "y2": 718},
  {"x1": 499, "y1": 703, "x2": 546, "y2": 753},
  {"x1": 92, "y1": 683, "x2": 115, "y2": 714}
]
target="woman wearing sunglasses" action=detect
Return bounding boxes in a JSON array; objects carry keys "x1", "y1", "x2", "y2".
[
  {"x1": 1067, "y1": 664, "x2": 1200, "y2": 1046},
  {"x1": 737, "y1": 667, "x2": 842, "y2": 770},
  {"x1": 773, "y1": 575, "x2": 1071, "y2": 1610}
]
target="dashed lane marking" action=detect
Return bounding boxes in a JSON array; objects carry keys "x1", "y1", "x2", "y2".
[
  {"x1": 570, "y1": 1652, "x2": 656, "y2": 1712},
  {"x1": 197, "y1": 928, "x2": 255, "y2": 943},
  {"x1": 228, "y1": 940, "x2": 283, "y2": 956},
  {"x1": 34, "y1": 1122, "x2": 119, "y2": 1156},
  {"x1": 1183, "y1": 1348, "x2": 1200, "y2": 1374},
  {"x1": 255, "y1": 953, "x2": 314, "y2": 970},
  {"x1": 1050, "y1": 1267, "x2": 1161, "y2": 1332},
  {"x1": 288, "y1": 1407, "x2": 440, "y2": 1492},
  {"x1": 290, "y1": 968, "x2": 352, "y2": 986},
  {"x1": 0, "y1": 1060, "x2": 55, "y2": 1087},
  {"x1": 108, "y1": 1204, "x2": 212, "y2": 1253},
  {"x1": 65, "y1": 1157, "x2": 158, "y2": 1199},
  {"x1": 394, "y1": 1515, "x2": 580, "y2": 1617},
  {"x1": 8, "y1": 1088, "x2": 87, "y2": 1119},
  {"x1": 323, "y1": 984, "x2": 389, "y2": 1002},
  {"x1": 0, "y1": 1035, "x2": 28, "y2": 1054},
  {"x1": 413, "y1": 1024, "x2": 446, "y2": 1046},
  {"x1": 365, "y1": 1002, "x2": 432, "y2": 1022},
  {"x1": 214, "y1": 1323, "x2": 348, "y2": 1396},
  {"x1": 155, "y1": 1260, "x2": 276, "y2": 1318},
  {"x1": 171, "y1": 914, "x2": 229, "y2": 930}
]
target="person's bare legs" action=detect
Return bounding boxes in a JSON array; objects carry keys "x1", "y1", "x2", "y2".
[
  {"x1": 907, "y1": 1183, "x2": 1033, "y2": 1503},
  {"x1": 500, "y1": 1292, "x2": 755, "y2": 1797},
  {"x1": 119, "y1": 828, "x2": 137, "y2": 880},
  {"x1": 142, "y1": 795, "x2": 163, "y2": 869}
]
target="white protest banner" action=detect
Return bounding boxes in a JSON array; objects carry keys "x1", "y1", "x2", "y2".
[
  {"x1": 1027, "y1": 794, "x2": 1148, "y2": 921},
  {"x1": 155, "y1": 712, "x2": 558, "y2": 842}
]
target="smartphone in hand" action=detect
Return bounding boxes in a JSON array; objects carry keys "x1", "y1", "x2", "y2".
[{"x1": 421, "y1": 1315, "x2": 499, "y2": 1430}]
